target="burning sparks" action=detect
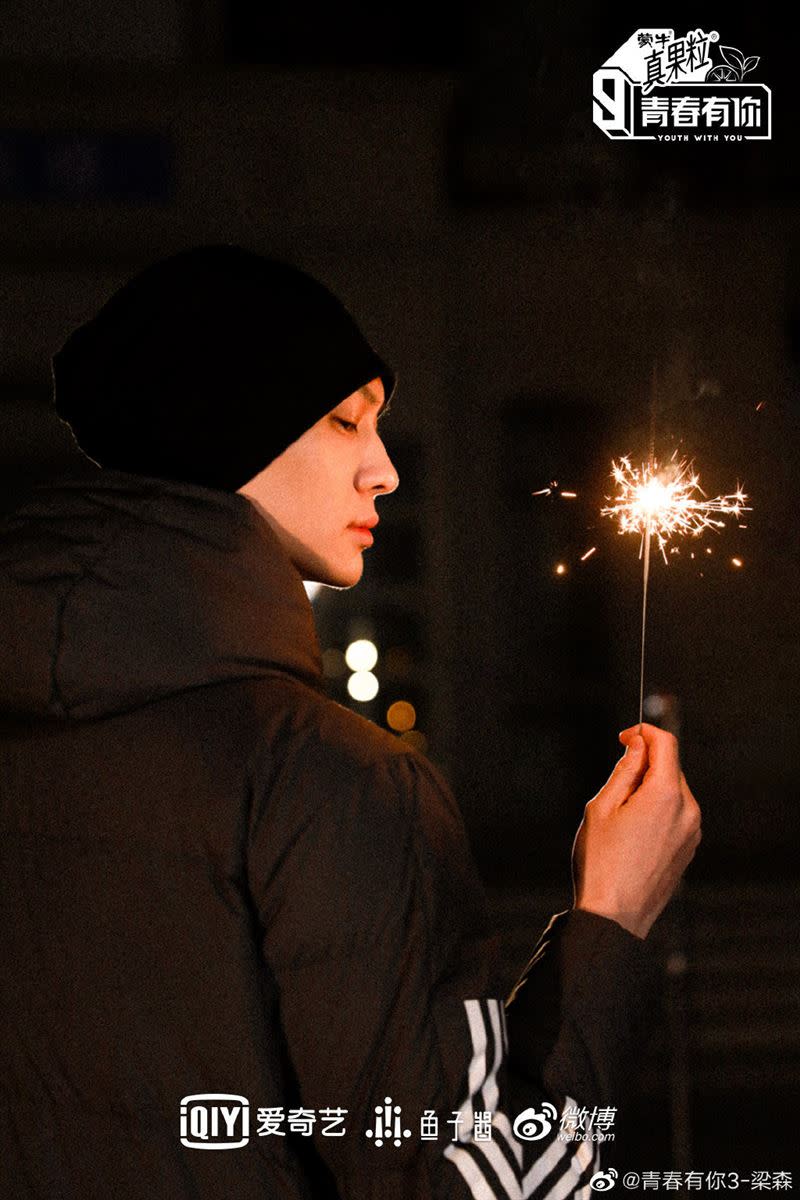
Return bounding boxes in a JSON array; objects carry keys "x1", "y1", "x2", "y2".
[
  {"x1": 600, "y1": 455, "x2": 749, "y2": 562},
  {"x1": 531, "y1": 481, "x2": 578, "y2": 499},
  {"x1": 601, "y1": 451, "x2": 751, "y2": 729}
]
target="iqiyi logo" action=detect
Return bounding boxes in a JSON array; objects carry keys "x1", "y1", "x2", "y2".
[{"x1": 180, "y1": 1094, "x2": 250, "y2": 1149}]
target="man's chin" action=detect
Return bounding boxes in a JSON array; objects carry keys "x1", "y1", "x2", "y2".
[{"x1": 305, "y1": 558, "x2": 364, "y2": 590}]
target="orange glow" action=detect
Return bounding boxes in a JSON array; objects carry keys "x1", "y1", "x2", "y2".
[{"x1": 387, "y1": 700, "x2": 416, "y2": 733}]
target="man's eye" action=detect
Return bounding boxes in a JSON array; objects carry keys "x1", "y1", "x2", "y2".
[{"x1": 334, "y1": 417, "x2": 358, "y2": 432}]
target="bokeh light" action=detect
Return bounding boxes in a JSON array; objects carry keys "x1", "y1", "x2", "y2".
[
  {"x1": 345, "y1": 639, "x2": 378, "y2": 672},
  {"x1": 347, "y1": 671, "x2": 379, "y2": 702},
  {"x1": 387, "y1": 700, "x2": 416, "y2": 732}
]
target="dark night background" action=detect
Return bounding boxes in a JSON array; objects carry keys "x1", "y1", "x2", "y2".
[{"x1": 1, "y1": 1, "x2": 798, "y2": 1186}]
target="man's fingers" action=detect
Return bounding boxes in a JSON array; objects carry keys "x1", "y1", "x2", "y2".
[
  {"x1": 620, "y1": 722, "x2": 680, "y2": 779},
  {"x1": 597, "y1": 735, "x2": 647, "y2": 806}
]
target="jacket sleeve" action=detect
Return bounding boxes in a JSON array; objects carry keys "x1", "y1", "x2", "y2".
[{"x1": 247, "y1": 734, "x2": 657, "y2": 1200}]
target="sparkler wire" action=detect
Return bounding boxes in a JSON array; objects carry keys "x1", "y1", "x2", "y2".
[{"x1": 639, "y1": 518, "x2": 652, "y2": 733}]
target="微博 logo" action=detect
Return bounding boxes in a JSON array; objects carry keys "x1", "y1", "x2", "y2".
[{"x1": 512, "y1": 1103, "x2": 558, "y2": 1141}]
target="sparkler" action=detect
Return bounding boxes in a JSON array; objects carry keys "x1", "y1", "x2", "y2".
[{"x1": 601, "y1": 453, "x2": 749, "y2": 730}]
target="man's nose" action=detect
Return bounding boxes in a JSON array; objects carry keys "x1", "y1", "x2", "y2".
[{"x1": 358, "y1": 435, "x2": 399, "y2": 495}]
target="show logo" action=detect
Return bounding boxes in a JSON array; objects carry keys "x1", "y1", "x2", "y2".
[{"x1": 593, "y1": 29, "x2": 771, "y2": 141}]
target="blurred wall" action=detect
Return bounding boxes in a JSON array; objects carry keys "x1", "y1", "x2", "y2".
[{"x1": 2, "y1": 48, "x2": 795, "y2": 868}]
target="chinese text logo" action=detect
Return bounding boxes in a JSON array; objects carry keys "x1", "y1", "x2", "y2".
[{"x1": 593, "y1": 28, "x2": 771, "y2": 141}]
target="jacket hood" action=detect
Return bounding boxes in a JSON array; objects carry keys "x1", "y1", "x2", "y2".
[{"x1": 0, "y1": 465, "x2": 324, "y2": 719}]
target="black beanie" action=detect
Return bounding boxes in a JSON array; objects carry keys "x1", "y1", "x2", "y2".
[{"x1": 52, "y1": 245, "x2": 396, "y2": 492}]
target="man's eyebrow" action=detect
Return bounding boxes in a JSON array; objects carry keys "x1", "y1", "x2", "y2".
[{"x1": 361, "y1": 384, "x2": 391, "y2": 418}]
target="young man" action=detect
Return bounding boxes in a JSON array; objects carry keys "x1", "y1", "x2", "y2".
[{"x1": 0, "y1": 246, "x2": 700, "y2": 1199}]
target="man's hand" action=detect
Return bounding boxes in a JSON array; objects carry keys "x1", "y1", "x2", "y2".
[{"x1": 571, "y1": 723, "x2": 701, "y2": 939}]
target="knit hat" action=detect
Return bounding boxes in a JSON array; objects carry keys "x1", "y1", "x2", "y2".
[{"x1": 52, "y1": 245, "x2": 396, "y2": 492}]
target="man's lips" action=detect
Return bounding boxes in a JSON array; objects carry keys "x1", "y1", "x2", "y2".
[{"x1": 348, "y1": 518, "x2": 378, "y2": 545}]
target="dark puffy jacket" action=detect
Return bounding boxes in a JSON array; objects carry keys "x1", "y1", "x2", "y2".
[{"x1": 0, "y1": 465, "x2": 654, "y2": 1199}]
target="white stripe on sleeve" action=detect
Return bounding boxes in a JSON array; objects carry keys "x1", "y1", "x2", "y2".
[
  {"x1": 541, "y1": 1139, "x2": 594, "y2": 1200},
  {"x1": 573, "y1": 1147, "x2": 601, "y2": 1200},
  {"x1": 443, "y1": 1143, "x2": 498, "y2": 1200},
  {"x1": 447, "y1": 1004, "x2": 597, "y2": 1200},
  {"x1": 461, "y1": 1000, "x2": 489, "y2": 1138},
  {"x1": 483, "y1": 1000, "x2": 503, "y2": 1113},
  {"x1": 492, "y1": 1111, "x2": 523, "y2": 1170},
  {"x1": 472, "y1": 1136, "x2": 524, "y2": 1200}
]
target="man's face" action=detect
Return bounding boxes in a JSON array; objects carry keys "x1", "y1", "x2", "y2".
[{"x1": 238, "y1": 378, "x2": 398, "y2": 587}]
